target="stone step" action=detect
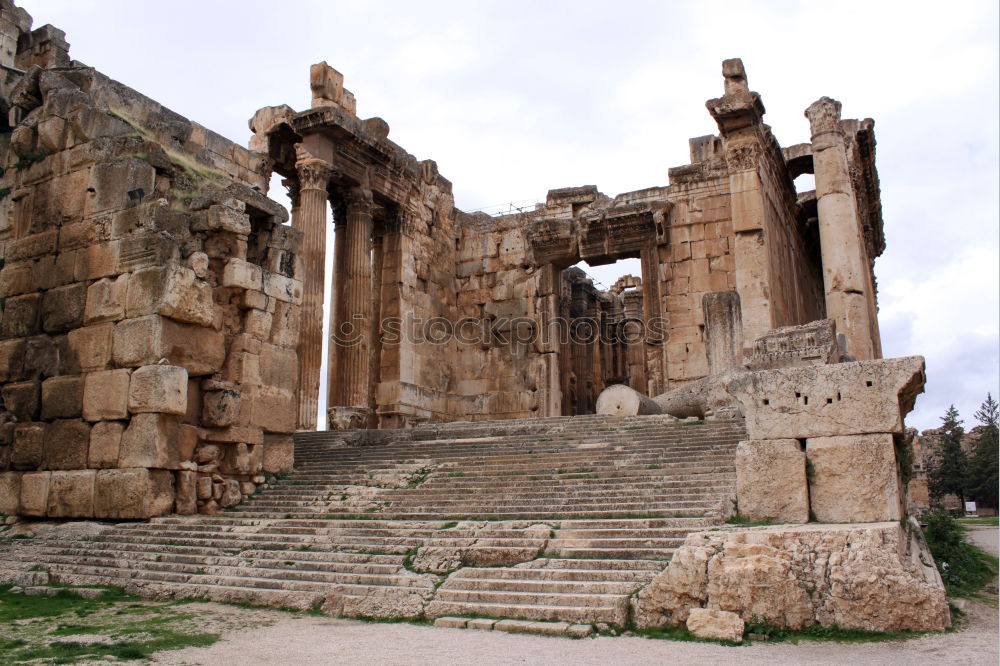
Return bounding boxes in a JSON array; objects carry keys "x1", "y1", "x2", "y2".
[
  {"x1": 436, "y1": 577, "x2": 642, "y2": 596},
  {"x1": 424, "y1": 598, "x2": 628, "y2": 625}
]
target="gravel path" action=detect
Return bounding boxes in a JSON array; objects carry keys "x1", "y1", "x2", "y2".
[
  {"x1": 154, "y1": 599, "x2": 998, "y2": 666},
  {"x1": 966, "y1": 526, "x2": 998, "y2": 557}
]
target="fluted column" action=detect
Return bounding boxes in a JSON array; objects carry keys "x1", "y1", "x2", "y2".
[
  {"x1": 292, "y1": 158, "x2": 331, "y2": 430},
  {"x1": 806, "y1": 97, "x2": 875, "y2": 360},
  {"x1": 326, "y1": 214, "x2": 347, "y2": 408},
  {"x1": 340, "y1": 186, "x2": 374, "y2": 409}
]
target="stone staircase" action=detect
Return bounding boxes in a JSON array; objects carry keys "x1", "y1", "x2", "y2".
[{"x1": 1, "y1": 415, "x2": 744, "y2": 631}]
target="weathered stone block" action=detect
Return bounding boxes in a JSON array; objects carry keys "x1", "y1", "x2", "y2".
[
  {"x1": 85, "y1": 158, "x2": 156, "y2": 216},
  {"x1": 196, "y1": 475, "x2": 213, "y2": 500},
  {"x1": 1, "y1": 292, "x2": 41, "y2": 338},
  {"x1": 84, "y1": 274, "x2": 129, "y2": 324},
  {"x1": 806, "y1": 434, "x2": 902, "y2": 523},
  {"x1": 726, "y1": 357, "x2": 925, "y2": 440},
  {"x1": 124, "y1": 266, "x2": 166, "y2": 319},
  {"x1": 221, "y1": 258, "x2": 262, "y2": 290},
  {"x1": 686, "y1": 608, "x2": 744, "y2": 643},
  {"x1": 6, "y1": 230, "x2": 58, "y2": 262},
  {"x1": 177, "y1": 424, "x2": 199, "y2": 462},
  {"x1": 0, "y1": 263, "x2": 34, "y2": 298},
  {"x1": 74, "y1": 241, "x2": 120, "y2": 281},
  {"x1": 245, "y1": 309, "x2": 272, "y2": 340},
  {"x1": 0, "y1": 339, "x2": 27, "y2": 383},
  {"x1": 41, "y1": 375, "x2": 84, "y2": 420},
  {"x1": 40, "y1": 283, "x2": 86, "y2": 333},
  {"x1": 192, "y1": 205, "x2": 251, "y2": 235},
  {"x1": 126, "y1": 266, "x2": 214, "y2": 327},
  {"x1": 735, "y1": 439, "x2": 808, "y2": 523},
  {"x1": 46, "y1": 469, "x2": 96, "y2": 517},
  {"x1": 250, "y1": 386, "x2": 296, "y2": 433},
  {"x1": 82, "y1": 369, "x2": 130, "y2": 421},
  {"x1": 88, "y1": 420, "x2": 124, "y2": 469},
  {"x1": 128, "y1": 364, "x2": 188, "y2": 415},
  {"x1": 118, "y1": 413, "x2": 179, "y2": 469},
  {"x1": 0, "y1": 471, "x2": 21, "y2": 514},
  {"x1": 94, "y1": 468, "x2": 174, "y2": 519},
  {"x1": 66, "y1": 322, "x2": 114, "y2": 372},
  {"x1": 20, "y1": 471, "x2": 51, "y2": 517},
  {"x1": 113, "y1": 315, "x2": 225, "y2": 376},
  {"x1": 747, "y1": 319, "x2": 840, "y2": 371},
  {"x1": 202, "y1": 425, "x2": 263, "y2": 445},
  {"x1": 3, "y1": 380, "x2": 40, "y2": 421},
  {"x1": 202, "y1": 387, "x2": 240, "y2": 427},
  {"x1": 262, "y1": 272, "x2": 302, "y2": 304},
  {"x1": 220, "y1": 478, "x2": 242, "y2": 507},
  {"x1": 259, "y1": 343, "x2": 297, "y2": 391},
  {"x1": 11, "y1": 423, "x2": 46, "y2": 469},
  {"x1": 176, "y1": 470, "x2": 197, "y2": 515},
  {"x1": 262, "y1": 434, "x2": 293, "y2": 474},
  {"x1": 269, "y1": 301, "x2": 299, "y2": 347},
  {"x1": 43, "y1": 419, "x2": 91, "y2": 470}
]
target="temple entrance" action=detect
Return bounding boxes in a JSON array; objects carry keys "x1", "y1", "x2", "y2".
[{"x1": 558, "y1": 258, "x2": 648, "y2": 416}]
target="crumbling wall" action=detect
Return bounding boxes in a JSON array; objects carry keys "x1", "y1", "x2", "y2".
[{"x1": 0, "y1": 5, "x2": 301, "y2": 518}]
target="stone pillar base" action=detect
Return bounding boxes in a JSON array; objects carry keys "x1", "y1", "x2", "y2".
[{"x1": 328, "y1": 406, "x2": 370, "y2": 431}]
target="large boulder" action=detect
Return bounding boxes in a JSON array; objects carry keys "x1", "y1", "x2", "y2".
[{"x1": 633, "y1": 521, "x2": 950, "y2": 633}]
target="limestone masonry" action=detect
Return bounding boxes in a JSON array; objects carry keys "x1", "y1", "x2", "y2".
[{"x1": 0, "y1": 0, "x2": 949, "y2": 639}]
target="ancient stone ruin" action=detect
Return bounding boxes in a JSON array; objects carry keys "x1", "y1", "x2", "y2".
[{"x1": 0, "y1": 0, "x2": 949, "y2": 640}]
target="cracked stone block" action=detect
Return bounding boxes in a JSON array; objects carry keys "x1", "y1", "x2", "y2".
[{"x1": 128, "y1": 364, "x2": 188, "y2": 415}]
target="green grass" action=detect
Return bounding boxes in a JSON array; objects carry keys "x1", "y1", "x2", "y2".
[
  {"x1": 742, "y1": 619, "x2": 923, "y2": 644},
  {"x1": 636, "y1": 619, "x2": 924, "y2": 646},
  {"x1": 923, "y1": 512, "x2": 999, "y2": 597},
  {"x1": 957, "y1": 516, "x2": 999, "y2": 526},
  {"x1": 0, "y1": 585, "x2": 219, "y2": 663},
  {"x1": 634, "y1": 624, "x2": 742, "y2": 646}
]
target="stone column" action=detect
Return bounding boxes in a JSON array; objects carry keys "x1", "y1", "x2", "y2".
[
  {"x1": 326, "y1": 213, "x2": 347, "y2": 408},
  {"x1": 340, "y1": 186, "x2": 374, "y2": 412},
  {"x1": 806, "y1": 97, "x2": 875, "y2": 360},
  {"x1": 292, "y1": 158, "x2": 331, "y2": 430}
]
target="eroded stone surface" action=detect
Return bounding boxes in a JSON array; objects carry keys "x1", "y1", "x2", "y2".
[{"x1": 633, "y1": 522, "x2": 950, "y2": 633}]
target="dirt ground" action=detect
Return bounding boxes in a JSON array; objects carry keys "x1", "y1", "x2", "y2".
[
  {"x1": 965, "y1": 526, "x2": 998, "y2": 557},
  {"x1": 153, "y1": 598, "x2": 999, "y2": 666}
]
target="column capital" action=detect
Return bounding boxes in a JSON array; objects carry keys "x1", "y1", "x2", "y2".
[
  {"x1": 296, "y1": 158, "x2": 333, "y2": 192},
  {"x1": 805, "y1": 97, "x2": 843, "y2": 138},
  {"x1": 344, "y1": 185, "x2": 374, "y2": 210}
]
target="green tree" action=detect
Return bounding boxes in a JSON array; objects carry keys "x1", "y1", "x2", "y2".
[
  {"x1": 928, "y1": 405, "x2": 969, "y2": 507},
  {"x1": 967, "y1": 393, "x2": 999, "y2": 509}
]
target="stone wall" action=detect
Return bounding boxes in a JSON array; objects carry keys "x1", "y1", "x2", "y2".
[
  {"x1": 253, "y1": 56, "x2": 886, "y2": 428},
  {"x1": 0, "y1": 2, "x2": 301, "y2": 518}
]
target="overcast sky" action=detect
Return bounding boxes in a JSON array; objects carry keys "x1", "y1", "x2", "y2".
[{"x1": 20, "y1": 0, "x2": 998, "y2": 431}]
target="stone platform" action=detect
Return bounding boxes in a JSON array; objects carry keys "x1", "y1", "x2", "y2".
[{"x1": 0, "y1": 415, "x2": 744, "y2": 628}]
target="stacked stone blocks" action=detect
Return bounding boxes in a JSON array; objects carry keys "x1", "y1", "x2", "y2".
[{"x1": 0, "y1": 12, "x2": 301, "y2": 519}]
